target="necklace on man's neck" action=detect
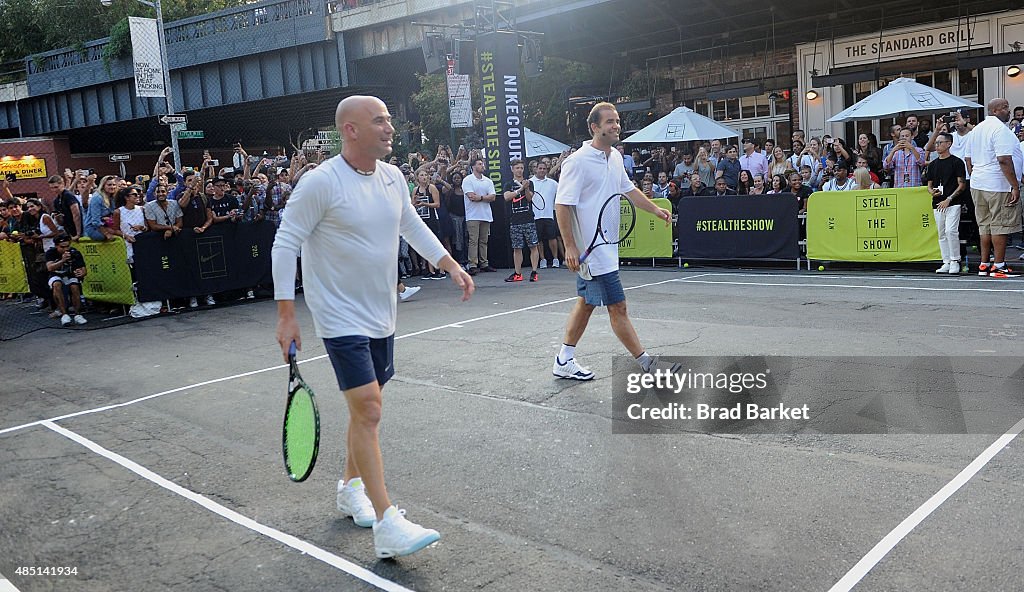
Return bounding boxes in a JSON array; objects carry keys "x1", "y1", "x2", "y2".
[{"x1": 341, "y1": 154, "x2": 375, "y2": 176}]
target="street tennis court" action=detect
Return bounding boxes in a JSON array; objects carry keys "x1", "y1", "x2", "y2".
[{"x1": 2, "y1": 267, "x2": 1022, "y2": 591}]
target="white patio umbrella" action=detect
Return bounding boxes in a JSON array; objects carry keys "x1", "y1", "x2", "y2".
[
  {"x1": 828, "y1": 77, "x2": 982, "y2": 122},
  {"x1": 622, "y1": 106, "x2": 739, "y2": 143},
  {"x1": 524, "y1": 127, "x2": 570, "y2": 157}
]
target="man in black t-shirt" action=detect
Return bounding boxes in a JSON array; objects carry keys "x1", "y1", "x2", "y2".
[
  {"x1": 208, "y1": 177, "x2": 242, "y2": 223},
  {"x1": 47, "y1": 176, "x2": 82, "y2": 239},
  {"x1": 44, "y1": 235, "x2": 87, "y2": 326},
  {"x1": 503, "y1": 160, "x2": 541, "y2": 282},
  {"x1": 925, "y1": 132, "x2": 968, "y2": 275}
]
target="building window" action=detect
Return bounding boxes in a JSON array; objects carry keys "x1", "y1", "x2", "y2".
[
  {"x1": 959, "y1": 69, "x2": 978, "y2": 96},
  {"x1": 713, "y1": 100, "x2": 726, "y2": 121}
]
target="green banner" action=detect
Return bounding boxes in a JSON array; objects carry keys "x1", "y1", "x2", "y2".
[
  {"x1": 807, "y1": 187, "x2": 941, "y2": 262},
  {"x1": 0, "y1": 241, "x2": 29, "y2": 293},
  {"x1": 75, "y1": 238, "x2": 135, "y2": 304},
  {"x1": 619, "y1": 197, "x2": 673, "y2": 258}
]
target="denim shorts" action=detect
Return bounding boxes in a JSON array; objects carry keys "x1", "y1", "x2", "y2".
[
  {"x1": 323, "y1": 334, "x2": 395, "y2": 391},
  {"x1": 576, "y1": 270, "x2": 625, "y2": 306}
]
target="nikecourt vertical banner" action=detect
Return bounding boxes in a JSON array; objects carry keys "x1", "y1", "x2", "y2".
[{"x1": 477, "y1": 31, "x2": 521, "y2": 268}]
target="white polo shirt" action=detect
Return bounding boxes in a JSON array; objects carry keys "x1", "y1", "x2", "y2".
[
  {"x1": 529, "y1": 176, "x2": 558, "y2": 220},
  {"x1": 555, "y1": 141, "x2": 636, "y2": 277},
  {"x1": 461, "y1": 173, "x2": 496, "y2": 222},
  {"x1": 965, "y1": 116, "x2": 1020, "y2": 192}
]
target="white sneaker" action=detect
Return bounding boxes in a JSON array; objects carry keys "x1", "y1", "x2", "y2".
[
  {"x1": 552, "y1": 356, "x2": 595, "y2": 380},
  {"x1": 205, "y1": 295, "x2": 216, "y2": 306},
  {"x1": 73, "y1": 314, "x2": 87, "y2": 325},
  {"x1": 539, "y1": 260, "x2": 548, "y2": 269},
  {"x1": 935, "y1": 262, "x2": 950, "y2": 273},
  {"x1": 552, "y1": 258, "x2": 560, "y2": 268},
  {"x1": 189, "y1": 297, "x2": 198, "y2": 308},
  {"x1": 336, "y1": 478, "x2": 375, "y2": 528},
  {"x1": 60, "y1": 314, "x2": 71, "y2": 326},
  {"x1": 246, "y1": 290, "x2": 255, "y2": 299},
  {"x1": 399, "y1": 285, "x2": 420, "y2": 302},
  {"x1": 948, "y1": 261, "x2": 960, "y2": 275},
  {"x1": 373, "y1": 506, "x2": 440, "y2": 558},
  {"x1": 1019, "y1": 253, "x2": 1024, "y2": 261}
]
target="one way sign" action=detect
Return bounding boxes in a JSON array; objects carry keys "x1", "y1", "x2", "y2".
[{"x1": 158, "y1": 114, "x2": 187, "y2": 125}]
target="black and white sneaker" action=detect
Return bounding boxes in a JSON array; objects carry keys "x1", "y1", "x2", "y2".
[{"x1": 553, "y1": 357, "x2": 595, "y2": 380}]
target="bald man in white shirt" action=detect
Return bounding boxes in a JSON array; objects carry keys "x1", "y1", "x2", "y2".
[{"x1": 273, "y1": 95, "x2": 473, "y2": 558}]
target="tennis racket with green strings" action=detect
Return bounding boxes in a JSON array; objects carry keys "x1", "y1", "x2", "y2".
[{"x1": 282, "y1": 340, "x2": 320, "y2": 482}]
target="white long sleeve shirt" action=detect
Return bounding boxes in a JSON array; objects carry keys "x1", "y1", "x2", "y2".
[{"x1": 272, "y1": 156, "x2": 448, "y2": 339}]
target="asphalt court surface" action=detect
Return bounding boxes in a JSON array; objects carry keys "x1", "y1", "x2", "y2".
[{"x1": 1, "y1": 267, "x2": 1022, "y2": 591}]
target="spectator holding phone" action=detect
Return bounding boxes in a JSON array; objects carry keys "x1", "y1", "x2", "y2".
[
  {"x1": 48, "y1": 175, "x2": 82, "y2": 240},
  {"x1": 146, "y1": 147, "x2": 175, "y2": 202},
  {"x1": 208, "y1": 176, "x2": 242, "y2": 224},
  {"x1": 883, "y1": 129, "x2": 925, "y2": 188},
  {"x1": 84, "y1": 175, "x2": 120, "y2": 241},
  {"x1": 45, "y1": 235, "x2": 87, "y2": 326}
]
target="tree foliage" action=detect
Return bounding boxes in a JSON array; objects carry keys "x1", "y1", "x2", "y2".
[
  {"x1": 519, "y1": 57, "x2": 596, "y2": 142},
  {"x1": 614, "y1": 70, "x2": 654, "y2": 131},
  {"x1": 0, "y1": 0, "x2": 249, "y2": 66},
  {"x1": 410, "y1": 73, "x2": 451, "y2": 150}
]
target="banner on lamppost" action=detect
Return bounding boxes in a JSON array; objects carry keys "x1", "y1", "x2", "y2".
[
  {"x1": 128, "y1": 17, "x2": 166, "y2": 98},
  {"x1": 447, "y1": 74, "x2": 473, "y2": 128}
]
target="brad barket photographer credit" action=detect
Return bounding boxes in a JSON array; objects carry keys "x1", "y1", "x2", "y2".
[
  {"x1": 625, "y1": 401, "x2": 812, "y2": 421},
  {"x1": 619, "y1": 364, "x2": 811, "y2": 426}
]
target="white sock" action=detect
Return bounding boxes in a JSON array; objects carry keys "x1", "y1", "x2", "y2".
[
  {"x1": 345, "y1": 477, "x2": 363, "y2": 489},
  {"x1": 636, "y1": 352, "x2": 652, "y2": 371},
  {"x1": 995, "y1": 262, "x2": 1006, "y2": 269},
  {"x1": 558, "y1": 344, "x2": 575, "y2": 363}
]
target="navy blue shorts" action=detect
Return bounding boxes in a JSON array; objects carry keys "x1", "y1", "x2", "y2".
[
  {"x1": 576, "y1": 270, "x2": 626, "y2": 306},
  {"x1": 323, "y1": 334, "x2": 395, "y2": 391}
]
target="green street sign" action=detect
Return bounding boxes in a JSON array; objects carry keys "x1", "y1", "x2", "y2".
[{"x1": 176, "y1": 130, "x2": 204, "y2": 139}]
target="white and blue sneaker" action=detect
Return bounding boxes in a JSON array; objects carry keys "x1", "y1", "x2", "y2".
[
  {"x1": 373, "y1": 506, "x2": 440, "y2": 558},
  {"x1": 553, "y1": 356, "x2": 595, "y2": 380},
  {"x1": 337, "y1": 478, "x2": 375, "y2": 528}
]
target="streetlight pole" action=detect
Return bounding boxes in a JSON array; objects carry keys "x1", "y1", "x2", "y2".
[{"x1": 107, "y1": 0, "x2": 181, "y2": 171}]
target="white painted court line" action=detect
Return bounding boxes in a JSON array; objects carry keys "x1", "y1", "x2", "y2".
[
  {"x1": 827, "y1": 415, "x2": 1024, "y2": 592},
  {"x1": 702, "y1": 271, "x2": 1006, "y2": 283},
  {"x1": 40, "y1": 421, "x2": 415, "y2": 592},
  {"x1": 676, "y1": 279, "x2": 1024, "y2": 293},
  {"x1": 0, "y1": 573, "x2": 22, "y2": 592},
  {"x1": 0, "y1": 273, "x2": 710, "y2": 437}
]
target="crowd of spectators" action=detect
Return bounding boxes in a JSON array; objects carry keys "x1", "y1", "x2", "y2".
[
  {"x1": 4, "y1": 105, "x2": 1023, "y2": 326},
  {"x1": 1, "y1": 144, "x2": 318, "y2": 323},
  {"x1": 608, "y1": 108, "x2": 1023, "y2": 274}
]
